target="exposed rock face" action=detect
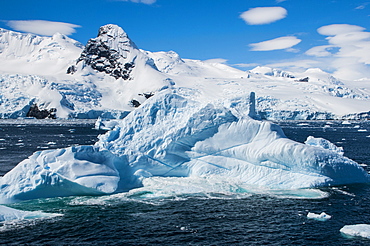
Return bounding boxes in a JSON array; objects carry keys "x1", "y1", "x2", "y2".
[
  {"x1": 71, "y1": 24, "x2": 138, "y2": 79},
  {"x1": 26, "y1": 104, "x2": 56, "y2": 119},
  {"x1": 296, "y1": 77, "x2": 309, "y2": 82},
  {"x1": 130, "y1": 99, "x2": 141, "y2": 108}
]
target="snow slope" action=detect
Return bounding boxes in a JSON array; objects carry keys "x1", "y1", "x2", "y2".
[
  {"x1": 0, "y1": 28, "x2": 83, "y2": 76},
  {"x1": 0, "y1": 89, "x2": 368, "y2": 203},
  {"x1": 0, "y1": 24, "x2": 369, "y2": 119},
  {"x1": 0, "y1": 25, "x2": 172, "y2": 119}
]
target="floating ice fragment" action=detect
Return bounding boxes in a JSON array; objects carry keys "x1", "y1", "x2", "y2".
[
  {"x1": 340, "y1": 224, "x2": 370, "y2": 239},
  {"x1": 0, "y1": 205, "x2": 62, "y2": 222},
  {"x1": 342, "y1": 121, "x2": 351, "y2": 125},
  {"x1": 307, "y1": 212, "x2": 331, "y2": 221},
  {"x1": 332, "y1": 187, "x2": 355, "y2": 197}
]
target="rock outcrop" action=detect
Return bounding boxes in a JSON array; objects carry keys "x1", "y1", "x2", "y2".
[
  {"x1": 68, "y1": 24, "x2": 139, "y2": 80},
  {"x1": 26, "y1": 104, "x2": 56, "y2": 119}
]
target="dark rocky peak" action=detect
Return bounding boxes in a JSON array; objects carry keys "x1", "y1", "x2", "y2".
[{"x1": 69, "y1": 24, "x2": 139, "y2": 80}]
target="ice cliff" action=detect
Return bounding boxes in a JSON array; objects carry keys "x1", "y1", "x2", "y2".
[{"x1": 0, "y1": 90, "x2": 368, "y2": 203}]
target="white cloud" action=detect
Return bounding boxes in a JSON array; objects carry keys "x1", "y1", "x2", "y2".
[
  {"x1": 250, "y1": 36, "x2": 301, "y2": 51},
  {"x1": 355, "y1": 3, "x2": 369, "y2": 10},
  {"x1": 240, "y1": 7, "x2": 287, "y2": 25},
  {"x1": 7, "y1": 20, "x2": 80, "y2": 36},
  {"x1": 285, "y1": 47, "x2": 300, "y2": 53},
  {"x1": 118, "y1": 0, "x2": 156, "y2": 4},
  {"x1": 317, "y1": 24, "x2": 365, "y2": 36},
  {"x1": 203, "y1": 58, "x2": 228, "y2": 64},
  {"x1": 234, "y1": 63, "x2": 260, "y2": 68},
  {"x1": 305, "y1": 24, "x2": 370, "y2": 80},
  {"x1": 306, "y1": 45, "x2": 336, "y2": 57},
  {"x1": 327, "y1": 31, "x2": 370, "y2": 45}
]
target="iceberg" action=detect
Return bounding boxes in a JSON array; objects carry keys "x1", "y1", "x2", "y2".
[
  {"x1": 0, "y1": 90, "x2": 369, "y2": 203},
  {"x1": 340, "y1": 224, "x2": 370, "y2": 239}
]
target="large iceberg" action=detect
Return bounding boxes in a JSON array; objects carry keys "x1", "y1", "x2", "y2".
[{"x1": 0, "y1": 90, "x2": 369, "y2": 203}]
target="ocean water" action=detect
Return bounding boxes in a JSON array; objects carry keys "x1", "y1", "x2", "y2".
[{"x1": 0, "y1": 119, "x2": 370, "y2": 245}]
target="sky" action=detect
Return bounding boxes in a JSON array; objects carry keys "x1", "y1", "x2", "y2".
[{"x1": 1, "y1": 0, "x2": 370, "y2": 80}]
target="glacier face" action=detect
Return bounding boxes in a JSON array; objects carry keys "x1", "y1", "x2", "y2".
[{"x1": 0, "y1": 90, "x2": 368, "y2": 203}]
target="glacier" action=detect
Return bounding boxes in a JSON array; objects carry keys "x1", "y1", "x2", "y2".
[{"x1": 0, "y1": 89, "x2": 369, "y2": 203}]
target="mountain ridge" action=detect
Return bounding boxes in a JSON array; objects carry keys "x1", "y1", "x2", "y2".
[{"x1": 0, "y1": 24, "x2": 369, "y2": 120}]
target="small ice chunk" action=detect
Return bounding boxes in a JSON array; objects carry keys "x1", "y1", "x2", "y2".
[
  {"x1": 307, "y1": 212, "x2": 331, "y2": 221},
  {"x1": 340, "y1": 224, "x2": 370, "y2": 239},
  {"x1": 342, "y1": 121, "x2": 351, "y2": 125},
  {"x1": 354, "y1": 125, "x2": 360, "y2": 128},
  {"x1": 297, "y1": 123, "x2": 309, "y2": 126},
  {"x1": 0, "y1": 205, "x2": 62, "y2": 222}
]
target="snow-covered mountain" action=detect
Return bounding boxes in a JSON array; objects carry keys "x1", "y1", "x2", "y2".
[
  {"x1": 0, "y1": 24, "x2": 369, "y2": 120},
  {"x1": 0, "y1": 25, "x2": 172, "y2": 118}
]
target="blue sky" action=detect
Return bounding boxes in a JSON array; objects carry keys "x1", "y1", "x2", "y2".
[{"x1": 1, "y1": 0, "x2": 370, "y2": 80}]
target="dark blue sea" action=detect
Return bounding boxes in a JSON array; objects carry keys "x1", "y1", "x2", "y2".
[{"x1": 0, "y1": 119, "x2": 370, "y2": 245}]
